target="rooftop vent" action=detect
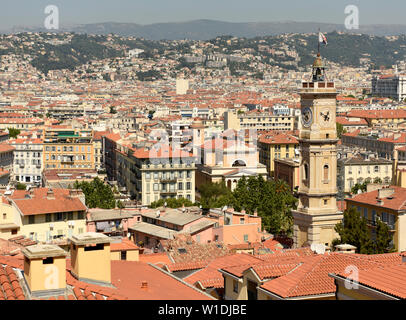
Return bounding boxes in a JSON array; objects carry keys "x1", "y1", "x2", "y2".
[{"x1": 178, "y1": 248, "x2": 187, "y2": 254}]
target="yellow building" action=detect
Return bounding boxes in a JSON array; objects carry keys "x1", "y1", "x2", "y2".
[
  {"x1": 292, "y1": 53, "x2": 343, "y2": 249},
  {"x1": 345, "y1": 185, "x2": 406, "y2": 252},
  {"x1": 258, "y1": 132, "x2": 299, "y2": 176},
  {"x1": 43, "y1": 128, "x2": 95, "y2": 170},
  {"x1": 0, "y1": 188, "x2": 87, "y2": 242}
]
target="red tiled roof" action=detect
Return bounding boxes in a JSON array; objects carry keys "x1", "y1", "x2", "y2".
[
  {"x1": 335, "y1": 263, "x2": 406, "y2": 299},
  {"x1": 10, "y1": 188, "x2": 87, "y2": 216},
  {"x1": 0, "y1": 261, "x2": 25, "y2": 300},
  {"x1": 259, "y1": 252, "x2": 403, "y2": 299},
  {"x1": 347, "y1": 186, "x2": 406, "y2": 211}
]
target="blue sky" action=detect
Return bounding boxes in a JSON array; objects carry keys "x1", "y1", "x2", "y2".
[{"x1": 0, "y1": 0, "x2": 402, "y2": 29}]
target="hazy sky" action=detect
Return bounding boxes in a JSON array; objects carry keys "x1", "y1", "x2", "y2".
[{"x1": 0, "y1": 0, "x2": 403, "y2": 29}]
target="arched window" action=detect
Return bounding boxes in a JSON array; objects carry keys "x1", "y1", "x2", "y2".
[{"x1": 323, "y1": 165, "x2": 329, "y2": 181}]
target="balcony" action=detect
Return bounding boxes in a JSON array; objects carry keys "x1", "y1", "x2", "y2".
[{"x1": 160, "y1": 190, "x2": 177, "y2": 195}]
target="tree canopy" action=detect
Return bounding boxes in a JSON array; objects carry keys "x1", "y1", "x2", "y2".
[
  {"x1": 73, "y1": 178, "x2": 116, "y2": 209},
  {"x1": 150, "y1": 197, "x2": 194, "y2": 209},
  {"x1": 333, "y1": 207, "x2": 394, "y2": 254},
  {"x1": 7, "y1": 128, "x2": 20, "y2": 139},
  {"x1": 199, "y1": 176, "x2": 297, "y2": 235}
]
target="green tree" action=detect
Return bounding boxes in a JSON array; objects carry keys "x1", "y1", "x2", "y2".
[
  {"x1": 109, "y1": 106, "x2": 117, "y2": 114},
  {"x1": 16, "y1": 182, "x2": 27, "y2": 190},
  {"x1": 150, "y1": 197, "x2": 194, "y2": 209},
  {"x1": 73, "y1": 178, "x2": 116, "y2": 209},
  {"x1": 351, "y1": 181, "x2": 368, "y2": 195},
  {"x1": 229, "y1": 176, "x2": 297, "y2": 235},
  {"x1": 373, "y1": 177, "x2": 383, "y2": 184},
  {"x1": 336, "y1": 123, "x2": 346, "y2": 139},
  {"x1": 374, "y1": 219, "x2": 394, "y2": 253},
  {"x1": 333, "y1": 207, "x2": 374, "y2": 254},
  {"x1": 8, "y1": 128, "x2": 20, "y2": 139},
  {"x1": 199, "y1": 181, "x2": 232, "y2": 209}
]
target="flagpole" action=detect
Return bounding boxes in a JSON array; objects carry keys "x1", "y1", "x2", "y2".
[{"x1": 318, "y1": 28, "x2": 320, "y2": 55}]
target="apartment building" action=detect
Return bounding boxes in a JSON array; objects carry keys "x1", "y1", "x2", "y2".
[
  {"x1": 372, "y1": 75, "x2": 406, "y2": 102},
  {"x1": 337, "y1": 156, "x2": 392, "y2": 193},
  {"x1": 116, "y1": 143, "x2": 196, "y2": 206},
  {"x1": 0, "y1": 188, "x2": 87, "y2": 242},
  {"x1": 10, "y1": 138, "x2": 43, "y2": 185},
  {"x1": 224, "y1": 110, "x2": 295, "y2": 132},
  {"x1": 345, "y1": 186, "x2": 406, "y2": 252},
  {"x1": 0, "y1": 143, "x2": 14, "y2": 173},
  {"x1": 342, "y1": 131, "x2": 406, "y2": 160},
  {"x1": 258, "y1": 132, "x2": 299, "y2": 176},
  {"x1": 43, "y1": 128, "x2": 95, "y2": 170}
]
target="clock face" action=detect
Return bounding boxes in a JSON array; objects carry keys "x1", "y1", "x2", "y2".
[
  {"x1": 319, "y1": 108, "x2": 332, "y2": 127},
  {"x1": 302, "y1": 107, "x2": 313, "y2": 128}
]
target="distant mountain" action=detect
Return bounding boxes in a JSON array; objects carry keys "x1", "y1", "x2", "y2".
[{"x1": 7, "y1": 20, "x2": 406, "y2": 40}]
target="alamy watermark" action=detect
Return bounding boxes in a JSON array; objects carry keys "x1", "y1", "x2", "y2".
[{"x1": 44, "y1": 5, "x2": 59, "y2": 30}]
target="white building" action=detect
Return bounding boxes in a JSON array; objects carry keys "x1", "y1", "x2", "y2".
[{"x1": 10, "y1": 139, "x2": 43, "y2": 185}]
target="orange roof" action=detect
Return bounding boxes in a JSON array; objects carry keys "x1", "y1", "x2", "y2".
[
  {"x1": 10, "y1": 188, "x2": 87, "y2": 216},
  {"x1": 110, "y1": 239, "x2": 140, "y2": 252},
  {"x1": 259, "y1": 252, "x2": 403, "y2": 299},
  {"x1": 335, "y1": 262, "x2": 406, "y2": 299},
  {"x1": 346, "y1": 186, "x2": 406, "y2": 211},
  {"x1": 139, "y1": 252, "x2": 172, "y2": 265}
]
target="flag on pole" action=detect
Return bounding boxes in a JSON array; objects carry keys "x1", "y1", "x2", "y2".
[{"x1": 319, "y1": 32, "x2": 327, "y2": 45}]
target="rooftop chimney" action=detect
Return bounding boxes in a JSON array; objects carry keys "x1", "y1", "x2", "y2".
[
  {"x1": 334, "y1": 244, "x2": 356, "y2": 254},
  {"x1": 46, "y1": 189, "x2": 55, "y2": 200},
  {"x1": 141, "y1": 281, "x2": 148, "y2": 290},
  {"x1": 378, "y1": 188, "x2": 395, "y2": 199},
  {"x1": 69, "y1": 232, "x2": 113, "y2": 286},
  {"x1": 22, "y1": 244, "x2": 67, "y2": 298}
]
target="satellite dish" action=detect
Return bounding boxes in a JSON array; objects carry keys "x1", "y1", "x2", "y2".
[
  {"x1": 156, "y1": 210, "x2": 160, "y2": 217},
  {"x1": 127, "y1": 233, "x2": 131, "y2": 239},
  {"x1": 357, "y1": 189, "x2": 362, "y2": 194}
]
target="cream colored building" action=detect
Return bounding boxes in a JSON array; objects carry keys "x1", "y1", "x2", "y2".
[
  {"x1": 0, "y1": 188, "x2": 87, "y2": 242},
  {"x1": 292, "y1": 54, "x2": 343, "y2": 249},
  {"x1": 116, "y1": 143, "x2": 196, "y2": 206},
  {"x1": 337, "y1": 157, "x2": 392, "y2": 193},
  {"x1": 224, "y1": 110, "x2": 295, "y2": 132}
]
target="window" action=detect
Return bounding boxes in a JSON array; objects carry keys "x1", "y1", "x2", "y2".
[
  {"x1": 145, "y1": 172, "x2": 151, "y2": 179},
  {"x1": 55, "y1": 212, "x2": 63, "y2": 221},
  {"x1": 42, "y1": 257, "x2": 54, "y2": 265},
  {"x1": 178, "y1": 182, "x2": 183, "y2": 190},
  {"x1": 84, "y1": 243, "x2": 104, "y2": 251},
  {"x1": 186, "y1": 182, "x2": 191, "y2": 190},
  {"x1": 323, "y1": 165, "x2": 329, "y2": 180},
  {"x1": 68, "y1": 212, "x2": 73, "y2": 220},
  {"x1": 45, "y1": 214, "x2": 51, "y2": 222},
  {"x1": 186, "y1": 171, "x2": 191, "y2": 178},
  {"x1": 77, "y1": 212, "x2": 84, "y2": 220},
  {"x1": 243, "y1": 234, "x2": 248, "y2": 242},
  {"x1": 363, "y1": 208, "x2": 368, "y2": 219},
  {"x1": 374, "y1": 166, "x2": 379, "y2": 173},
  {"x1": 240, "y1": 218, "x2": 245, "y2": 224},
  {"x1": 121, "y1": 251, "x2": 127, "y2": 261},
  {"x1": 2, "y1": 213, "x2": 6, "y2": 220},
  {"x1": 304, "y1": 163, "x2": 309, "y2": 180},
  {"x1": 28, "y1": 215, "x2": 35, "y2": 224},
  {"x1": 233, "y1": 280, "x2": 239, "y2": 293},
  {"x1": 324, "y1": 199, "x2": 328, "y2": 205}
]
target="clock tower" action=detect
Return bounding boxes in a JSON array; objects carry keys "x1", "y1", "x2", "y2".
[{"x1": 292, "y1": 53, "x2": 343, "y2": 249}]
